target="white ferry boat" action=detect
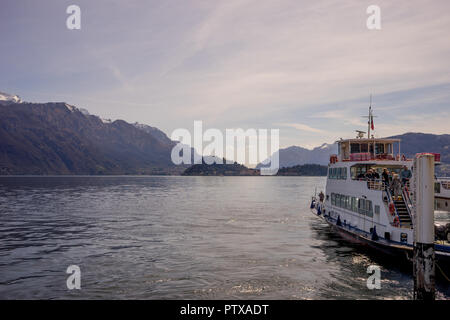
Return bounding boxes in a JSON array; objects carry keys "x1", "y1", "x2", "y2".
[
  {"x1": 435, "y1": 177, "x2": 450, "y2": 212},
  {"x1": 310, "y1": 108, "x2": 450, "y2": 264}
]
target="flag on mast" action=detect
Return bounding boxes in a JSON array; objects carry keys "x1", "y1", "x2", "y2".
[{"x1": 371, "y1": 113, "x2": 374, "y2": 130}]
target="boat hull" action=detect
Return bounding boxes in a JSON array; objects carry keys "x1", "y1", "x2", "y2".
[{"x1": 311, "y1": 207, "x2": 450, "y2": 268}]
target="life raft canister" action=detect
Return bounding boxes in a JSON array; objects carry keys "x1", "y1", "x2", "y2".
[
  {"x1": 330, "y1": 154, "x2": 338, "y2": 164},
  {"x1": 389, "y1": 202, "x2": 395, "y2": 215}
]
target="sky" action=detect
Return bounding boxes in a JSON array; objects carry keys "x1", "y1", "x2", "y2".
[{"x1": 1, "y1": 0, "x2": 449, "y2": 149}]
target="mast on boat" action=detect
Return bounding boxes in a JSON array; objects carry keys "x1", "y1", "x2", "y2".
[{"x1": 363, "y1": 95, "x2": 376, "y2": 139}]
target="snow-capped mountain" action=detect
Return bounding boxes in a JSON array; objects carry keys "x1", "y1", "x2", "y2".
[
  {"x1": 257, "y1": 143, "x2": 338, "y2": 168},
  {"x1": 0, "y1": 91, "x2": 22, "y2": 104},
  {"x1": 0, "y1": 100, "x2": 184, "y2": 174},
  {"x1": 79, "y1": 108, "x2": 90, "y2": 116},
  {"x1": 132, "y1": 122, "x2": 174, "y2": 146}
]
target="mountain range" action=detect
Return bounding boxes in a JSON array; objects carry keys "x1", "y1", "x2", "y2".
[
  {"x1": 0, "y1": 98, "x2": 182, "y2": 175},
  {"x1": 256, "y1": 143, "x2": 337, "y2": 168},
  {"x1": 0, "y1": 92, "x2": 448, "y2": 175}
]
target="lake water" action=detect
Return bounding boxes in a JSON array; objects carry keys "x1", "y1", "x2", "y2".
[{"x1": 0, "y1": 176, "x2": 449, "y2": 299}]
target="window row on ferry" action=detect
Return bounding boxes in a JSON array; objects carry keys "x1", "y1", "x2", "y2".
[
  {"x1": 328, "y1": 167, "x2": 347, "y2": 180},
  {"x1": 330, "y1": 193, "x2": 380, "y2": 217}
]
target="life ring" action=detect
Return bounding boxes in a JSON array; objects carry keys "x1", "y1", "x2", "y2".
[{"x1": 389, "y1": 202, "x2": 395, "y2": 215}]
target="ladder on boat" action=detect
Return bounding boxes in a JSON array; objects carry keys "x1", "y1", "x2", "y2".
[
  {"x1": 385, "y1": 184, "x2": 414, "y2": 229},
  {"x1": 393, "y1": 198, "x2": 413, "y2": 228}
]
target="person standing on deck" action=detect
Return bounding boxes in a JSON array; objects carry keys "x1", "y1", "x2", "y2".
[
  {"x1": 390, "y1": 174, "x2": 403, "y2": 200},
  {"x1": 365, "y1": 169, "x2": 374, "y2": 180},
  {"x1": 318, "y1": 191, "x2": 324, "y2": 202},
  {"x1": 400, "y1": 165, "x2": 412, "y2": 186},
  {"x1": 372, "y1": 168, "x2": 380, "y2": 179},
  {"x1": 382, "y1": 168, "x2": 390, "y2": 189}
]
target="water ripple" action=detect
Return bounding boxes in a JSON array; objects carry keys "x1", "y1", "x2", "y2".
[{"x1": 0, "y1": 176, "x2": 448, "y2": 299}]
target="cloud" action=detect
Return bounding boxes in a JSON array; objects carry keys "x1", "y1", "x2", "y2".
[
  {"x1": 278, "y1": 123, "x2": 325, "y2": 134},
  {"x1": 1, "y1": 0, "x2": 449, "y2": 148},
  {"x1": 309, "y1": 110, "x2": 367, "y2": 127}
]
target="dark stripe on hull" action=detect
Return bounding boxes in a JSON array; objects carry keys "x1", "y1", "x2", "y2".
[
  {"x1": 311, "y1": 209, "x2": 450, "y2": 265},
  {"x1": 329, "y1": 220, "x2": 411, "y2": 260}
]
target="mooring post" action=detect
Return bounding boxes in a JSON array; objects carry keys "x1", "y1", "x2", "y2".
[{"x1": 412, "y1": 153, "x2": 435, "y2": 300}]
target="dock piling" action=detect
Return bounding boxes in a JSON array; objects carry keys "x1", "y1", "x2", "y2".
[{"x1": 412, "y1": 153, "x2": 435, "y2": 300}]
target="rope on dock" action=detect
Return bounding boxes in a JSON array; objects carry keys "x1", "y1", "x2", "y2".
[
  {"x1": 406, "y1": 252, "x2": 449, "y2": 282},
  {"x1": 405, "y1": 251, "x2": 413, "y2": 262},
  {"x1": 436, "y1": 262, "x2": 450, "y2": 282}
]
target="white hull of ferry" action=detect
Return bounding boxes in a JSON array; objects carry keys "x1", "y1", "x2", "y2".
[{"x1": 311, "y1": 203, "x2": 450, "y2": 264}]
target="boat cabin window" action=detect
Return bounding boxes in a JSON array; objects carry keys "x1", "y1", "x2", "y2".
[
  {"x1": 351, "y1": 165, "x2": 369, "y2": 180},
  {"x1": 350, "y1": 143, "x2": 370, "y2": 154},
  {"x1": 375, "y1": 205, "x2": 380, "y2": 214},
  {"x1": 387, "y1": 143, "x2": 393, "y2": 154},
  {"x1": 331, "y1": 193, "x2": 373, "y2": 217},
  {"x1": 358, "y1": 198, "x2": 364, "y2": 214},
  {"x1": 366, "y1": 200, "x2": 373, "y2": 217},
  {"x1": 358, "y1": 198, "x2": 373, "y2": 217},
  {"x1": 351, "y1": 197, "x2": 358, "y2": 212},
  {"x1": 435, "y1": 182, "x2": 441, "y2": 194},
  {"x1": 329, "y1": 167, "x2": 347, "y2": 180},
  {"x1": 375, "y1": 143, "x2": 384, "y2": 154},
  {"x1": 350, "y1": 143, "x2": 360, "y2": 153}
]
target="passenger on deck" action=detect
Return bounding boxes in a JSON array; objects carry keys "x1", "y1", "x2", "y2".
[
  {"x1": 357, "y1": 172, "x2": 365, "y2": 180},
  {"x1": 371, "y1": 168, "x2": 380, "y2": 179},
  {"x1": 365, "y1": 169, "x2": 374, "y2": 180},
  {"x1": 382, "y1": 168, "x2": 389, "y2": 188},
  {"x1": 365, "y1": 169, "x2": 375, "y2": 188},
  {"x1": 400, "y1": 166, "x2": 412, "y2": 186},
  {"x1": 388, "y1": 170, "x2": 395, "y2": 183},
  {"x1": 390, "y1": 174, "x2": 403, "y2": 200},
  {"x1": 319, "y1": 191, "x2": 324, "y2": 202}
]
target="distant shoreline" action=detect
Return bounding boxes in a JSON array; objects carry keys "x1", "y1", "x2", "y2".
[{"x1": 0, "y1": 164, "x2": 328, "y2": 177}]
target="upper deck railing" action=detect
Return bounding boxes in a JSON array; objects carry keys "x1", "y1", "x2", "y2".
[
  {"x1": 355, "y1": 177, "x2": 411, "y2": 192},
  {"x1": 348, "y1": 153, "x2": 395, "y2": 161},
  {"x1": 437, "y1": 177, "x2": 450, "y2": 190},
  {"x1": 331, "y1": 152, "x2": 440, "y2": 163}
]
